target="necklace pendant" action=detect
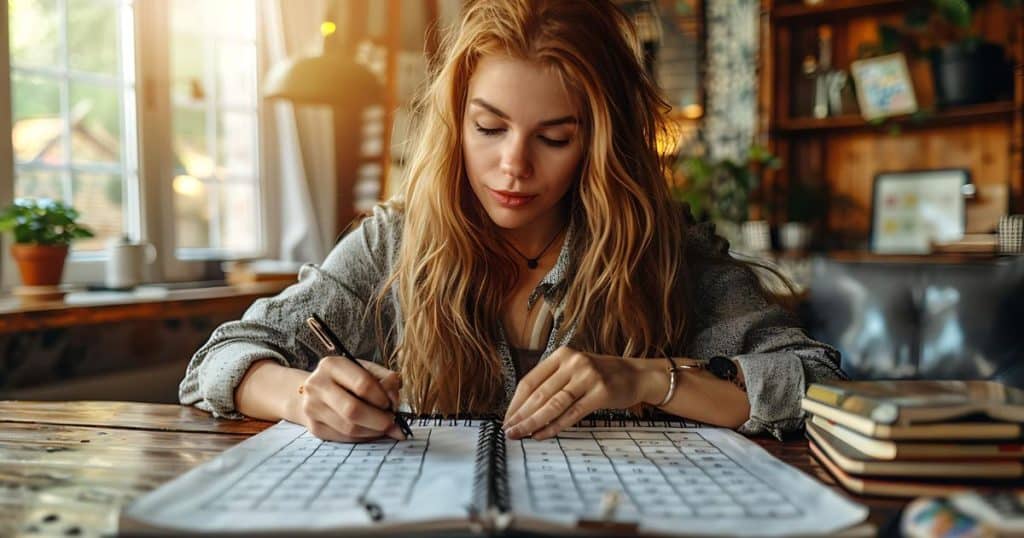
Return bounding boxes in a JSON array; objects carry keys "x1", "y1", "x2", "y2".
[{"x1": 527, "y1": 259, "x2": 539, "y2": 269}]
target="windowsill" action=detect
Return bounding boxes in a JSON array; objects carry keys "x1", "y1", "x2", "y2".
[{"x1": 0, "y1": 281, "x2": 291, "y2": 333}]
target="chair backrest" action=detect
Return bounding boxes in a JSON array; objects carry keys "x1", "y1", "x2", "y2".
[{"x1": 800, "y1": 256, "x2": 1024, "y2": 388}]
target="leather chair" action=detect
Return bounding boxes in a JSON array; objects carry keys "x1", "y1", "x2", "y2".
[{"x1": 799, "y1": 256, "x2": 1024, "y2": 389}]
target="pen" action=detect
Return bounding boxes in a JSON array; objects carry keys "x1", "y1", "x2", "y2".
[{"x1": 305, "y1": 313, "x2": 414, "y2": 439}]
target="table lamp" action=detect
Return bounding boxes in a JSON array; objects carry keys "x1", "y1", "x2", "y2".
[{"x1": 262, "y1": 0, "x2": 383, "y2": 237}]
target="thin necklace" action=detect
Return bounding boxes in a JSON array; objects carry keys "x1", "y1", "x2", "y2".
[{"x1": 506, "y1": 227, "x2": 564, "y2": 269}]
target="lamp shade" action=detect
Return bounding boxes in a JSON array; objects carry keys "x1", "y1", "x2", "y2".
[{"x1": 263, "y1": 52, "x2": 382, "y2": 107}]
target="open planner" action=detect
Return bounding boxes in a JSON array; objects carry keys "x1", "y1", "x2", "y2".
[{"x1": 121, "y1": 416, "x2": 867, "y2": 536}]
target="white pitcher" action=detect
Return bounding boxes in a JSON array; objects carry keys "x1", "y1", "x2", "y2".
[{"x1": 105, "y1": 236, "x2": 157, "y2": 290}]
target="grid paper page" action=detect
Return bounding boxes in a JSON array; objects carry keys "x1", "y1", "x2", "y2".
[
  {"x1": 122, "y1": 420, "x2": 480, "y2": 533},
  {"x1": 207, "y1": 430, "x2": 432, "y2": 512},
  {"x1": 506, "y1": 426, "x2": 867, "y2": 536}
]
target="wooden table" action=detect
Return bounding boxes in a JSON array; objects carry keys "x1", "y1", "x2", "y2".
[{"x1": 0, "y1": 401, "x2": 906, "y2": 536}]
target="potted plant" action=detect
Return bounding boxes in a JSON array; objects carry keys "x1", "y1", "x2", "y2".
[
  {"x1": 875, "y1": 0, "x2": 1020, "y2": 106},
  {"x1": 671, "y1": 144, "x2": 781, "y2": 248},
  {"x1": 0, "y1": 198, "x2": 94, "y2": 287}
]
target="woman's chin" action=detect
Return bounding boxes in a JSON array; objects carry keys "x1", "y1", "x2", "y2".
[{"x1": 482, "y1": 206, "x2": 535, "y2": 230}]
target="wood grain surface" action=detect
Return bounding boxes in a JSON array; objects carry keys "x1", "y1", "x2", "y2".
[{"x1": 0, "y1": 401, "x2": 904, "y2": 537}]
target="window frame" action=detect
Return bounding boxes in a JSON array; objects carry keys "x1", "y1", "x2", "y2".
[{"x1": 0, "y1": 0, "x2": 270, "y2": 288}]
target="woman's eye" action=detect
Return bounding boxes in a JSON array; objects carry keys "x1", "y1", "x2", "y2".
[
  {"x1": 539, "y1": 136, "x2": 570, "y2": 148},
  {"x1": 474, "y1": 123, "x2": 504, "y2": 136}
]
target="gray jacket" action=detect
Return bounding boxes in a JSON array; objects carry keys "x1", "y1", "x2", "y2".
[{"x1": 179, "y1": 204, "x2": 846, "y2": 440}]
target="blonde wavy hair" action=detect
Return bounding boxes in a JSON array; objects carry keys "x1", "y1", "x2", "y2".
[{"x1": 374, "y1": 0, "x2": 692, "y2": 414}]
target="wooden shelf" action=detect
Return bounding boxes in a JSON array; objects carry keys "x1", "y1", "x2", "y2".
[
  {"x1": 825, "y1": 250, "x2": 1009, "y2": 264},
  {"x1": 772, "y1": 0, "x2": 911, "y2": 21},
  {"x1": 774, "y1": 101, "x2": 1018, "y2": 133},
  {"x1": 0, "y1": 282, "x2": 289, "y2": 333}
]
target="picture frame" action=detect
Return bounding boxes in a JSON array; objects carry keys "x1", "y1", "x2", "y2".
[
  {"x1": 870, "y1": 169, "x2": 971, "y2": 254},
  {"x1": 850, "y1": 53, "x2": 919, "y2": 121}
]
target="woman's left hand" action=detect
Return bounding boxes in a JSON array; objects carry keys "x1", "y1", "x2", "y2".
[{"x1": 502, "y1": 346, "x2": 659, "y2": 440}]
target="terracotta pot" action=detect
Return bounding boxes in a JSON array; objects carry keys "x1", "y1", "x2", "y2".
[{"x1": 10, "y1": 243, "x2": 69, "y2": 286}]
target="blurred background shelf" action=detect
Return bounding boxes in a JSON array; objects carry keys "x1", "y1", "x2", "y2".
[
  {"x1": 774, "y1": 101, "x2": 1018, "y2": 133},
  {"x1": 772, "y1": 0, "x2": 912, "y2": 22}
]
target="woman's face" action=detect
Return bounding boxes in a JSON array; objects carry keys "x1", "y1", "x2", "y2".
[{"x1": 462, "y1": 55, "x2": 583, "y2": 232}]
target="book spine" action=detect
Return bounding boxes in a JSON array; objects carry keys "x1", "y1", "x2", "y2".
[{"x1": 471, "y1": 420, "x2": 509, "y2": 517}]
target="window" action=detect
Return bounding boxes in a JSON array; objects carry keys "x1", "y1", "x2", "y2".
[
  {"x1": 169, "y1": 0, "x2": 261, "y2": 258},
  {"x1": 9, "y1": 0, "x2": 138, "y2": 253},
  {"x1": 4, "y1": 0, "x2": 264, "y2": 284}
]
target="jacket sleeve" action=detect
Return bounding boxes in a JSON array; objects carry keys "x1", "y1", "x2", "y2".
[
  {"x1": 178, "y1": 205, "x2": 401, "y2": 419},
  {"x1": 687, "y1": 261, "x2": 848, "y2": 440}
]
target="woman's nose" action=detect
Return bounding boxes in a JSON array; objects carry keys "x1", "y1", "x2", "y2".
[{"x1": 500, "y1": 135, "x2": 532, "y2": 179}]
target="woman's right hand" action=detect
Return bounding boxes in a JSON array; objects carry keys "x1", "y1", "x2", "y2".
[{"x1": 294, "y1": 357, "x2": 405, "y2": 443}]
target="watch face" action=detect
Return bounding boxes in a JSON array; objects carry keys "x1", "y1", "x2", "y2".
[{"x1": 708, "y1": 356, "x2": 737, "y2": 380}]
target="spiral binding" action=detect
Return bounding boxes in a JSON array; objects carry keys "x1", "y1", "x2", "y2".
[
  {"x1": 405, "y1": 410, "x2": 687, "y2": 428},
  {"x1": 470, "y1": 420, "x2": 509, "y2": 516}
]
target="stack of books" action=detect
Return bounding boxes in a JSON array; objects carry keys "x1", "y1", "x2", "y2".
[{"x1": 802, "y1": 380, "x2": 1024, "y2": 497}]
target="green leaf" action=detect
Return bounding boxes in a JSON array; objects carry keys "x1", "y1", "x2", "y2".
[
  {"x1": 0, "y1": 197, "x2": 95, "y2": 244},
  {"x1": 932, "y1": 0, "x2": 972, "y2": 27}
]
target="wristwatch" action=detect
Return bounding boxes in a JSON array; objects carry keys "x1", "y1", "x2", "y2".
[{"x1": 707, "y1": 356, "x2": 746, "y2": 392}]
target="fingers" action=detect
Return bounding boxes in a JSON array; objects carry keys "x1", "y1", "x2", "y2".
[
  {"x1": 307, "y1": 419, "x2": 378, "y2": 443},
  {"x1": 530, "y1": 389, "x2": 601, "y2": 440},
  {"x1": 503, "y1": 349, "x2": 565, "y2": 422},
  {"x1": 505, "y1": 379, "x2": 594, "y2": 440},
  {"x1": 300, "y1": 359, "x2": 407, "y2": 442},
  {"x1": 504, "y1": 365, "x2": 573, "y2": 430},
  {"x1": 377, "y1": 372, "x2": 403, "y2": 409},
  {"x1": 300, "y1": 385, "x2": 395, "y2": 436},
  {"x1": 323, "y1": 357, "x2": 393, "y2": 410}
]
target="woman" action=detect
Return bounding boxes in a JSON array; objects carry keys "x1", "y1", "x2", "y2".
[{"x1": 180, "y1": 0, "x2": 845, "y2": 443}]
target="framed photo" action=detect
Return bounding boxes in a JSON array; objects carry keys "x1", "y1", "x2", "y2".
[
  {"x1": 851, "y1": 53, "x2": 919, "y2": 120},
  {"x1": 870, "y1": 169, "x2": 971, "y2": 254}
]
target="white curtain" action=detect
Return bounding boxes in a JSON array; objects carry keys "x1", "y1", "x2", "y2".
[{"x1": 260, "y1": 0, "x2": 334, "y2": 263}]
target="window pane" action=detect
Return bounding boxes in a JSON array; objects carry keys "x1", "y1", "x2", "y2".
[
  {"x1": 14, "y1": 168, "x2": 66, "y2": 201},
  {"x1": 219, "y1": 182, "x2": 258, "y2": 252},
  {"x1": 8, "y1": 0, "x2": 60, "y2": 68},
  {"x1": 217, "y1": 111, "x2": 255, "y2": 176},
  {"x1": 70, "y1": 82, "x2": 122, "y2": 163},
  {"x1": 217, "y1": 42, "x2": 256, "y2": 107},
  {"x1": 171, "y1": 30, "x2": 206, "y2": 104},
  {"x1": 209, "y1": 0, "x2": 256, "y2": 40},
  {"x1": 170, "y1": 0, "x2": 205, "y2": 35},
  {"x1": 173, "y1": 175, "x2": 212, "y2": 248},
  {"x1": 71, "y1": 171, "x2": 123, "y2": 251},
  {"x1": 11, "y1": 73, "x2": 64, "y2": 164},
  {"x1": 67, "y1": 0, "x2": 119, "y2": 75},
  {"x1": 173, "y1": 107, "x2": 211, "y2": 178}
]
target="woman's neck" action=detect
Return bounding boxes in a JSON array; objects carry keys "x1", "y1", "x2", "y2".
[{"x1": 499, "y1": 210, "x2": 568, "y2": 259}]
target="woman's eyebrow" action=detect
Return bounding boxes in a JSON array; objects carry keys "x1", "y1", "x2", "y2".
[{"x1": 469, "y1": 98, "x2": 577, "y2": 127}]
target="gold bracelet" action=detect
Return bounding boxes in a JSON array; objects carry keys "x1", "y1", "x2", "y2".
[{"x1": 656, "y1": 357, "x2": 692, "y2": 407}]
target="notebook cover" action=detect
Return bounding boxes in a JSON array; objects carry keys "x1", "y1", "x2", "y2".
[
  {"x1": 809, "y1": 415, "x2": 1024, "y2": 460},
  {"x1": 805, "y1": 381, "x2": 1024, "y2": 425},
  {"x1": 806, "y1": 421, "x2": 1024, "y2": 478},
  {"x1": 806, "y1": 434, "x2": 1024, "y2": 498},
  {"x1": 801, "y1": 398, "x2": 1023, "y2": 440}
]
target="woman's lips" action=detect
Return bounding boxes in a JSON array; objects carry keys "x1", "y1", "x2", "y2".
[{"x1": 488, "y1": 188, "x2": 537, "y2": 208}]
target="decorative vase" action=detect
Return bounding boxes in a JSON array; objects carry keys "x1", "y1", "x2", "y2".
[
  {"x1": 930, "y1": 41, "x2": 1008, "y2": 106},
  {"x1": 10, "y1": 244, "x2": 69, "y2": 286}
]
